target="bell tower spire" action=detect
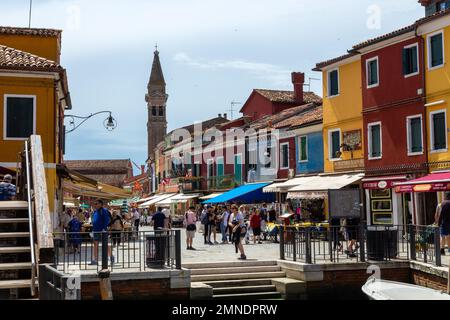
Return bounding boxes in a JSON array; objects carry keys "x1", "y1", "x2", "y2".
[{"x1": 146, "y1": 48, "x2": 168, "y2": 162}]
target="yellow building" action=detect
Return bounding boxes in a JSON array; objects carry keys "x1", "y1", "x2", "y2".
[
  {"x1": 415, "y1": 13, "x2": 450, "y2": 166},
  {"x1": 0, "y1": 27, "x2": 71, "y2": 217},
  {"x1": 313, "y1": 53, "x2": 364, "y2": 173}
]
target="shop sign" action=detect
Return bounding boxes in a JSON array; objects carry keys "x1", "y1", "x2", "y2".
[
  {"x1": 395, "y1": 183, "x2": 450, "y2": 193},
  {"x1": 363, "y1": 180, "x2": 400, "y2": 190},
  {"x1": 334, "y1": 158, "x2": 364, "y2": 172}
]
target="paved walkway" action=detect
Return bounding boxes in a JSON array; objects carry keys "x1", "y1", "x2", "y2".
[{"x1": 180, "y1": 227, "x2": 280, "y2": 264}]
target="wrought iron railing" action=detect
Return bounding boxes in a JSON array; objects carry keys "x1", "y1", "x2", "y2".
[
  {"x1": 53, "y1": 230, "x2": 182, "y2": 274},
  {"x1": 207, "y1": 174, "x2": 239, "y2": 190},
  {"x1": 280, "y1": 224, "x2": 442, "y2": 266}
]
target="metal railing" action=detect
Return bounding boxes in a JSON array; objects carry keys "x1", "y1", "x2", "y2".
[
  {"x1": 53, "y1": 230, "x2": 182, "y2": 274},
  {"x1": 280, "y1": 224, "x2": 442, "y2": 267},
  {"x1": 207, "y1": 174, "x2": 238, "y2": 190},
  {"x1": 24, "y1": 140, "x2": 37, "y2": 296}
]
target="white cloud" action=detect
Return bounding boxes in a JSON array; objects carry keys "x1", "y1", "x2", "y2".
[{"x1": 174, "y1": 52, "x2": 291, "y2": 86}]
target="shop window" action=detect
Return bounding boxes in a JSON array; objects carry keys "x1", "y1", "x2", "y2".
[
  {"x1": 280, "y1": 143, "x2": 289, "y2": 169},
  {"x1": 4, "y1": 95, "x2": 35, "y2": 140},
  {"x1": 366, "y1": 57, "x2": 379, "y2": 88},
  {"x1": 431, "y1": 110, "x2": 447, "y2": 151},
  {"x1": 216, "y1": 157, "x2": 224, "y2": 177},
  {"x1": 428, "y1": 31, "x2": 444, "y2": 69},
  {"x1": 368, "y1": 122, "x2": 382, "y2": 159},
  {"x1": 327, "y1": 69, "x2": 339, "y2": 97},
  {"x1": 329, "y1": 129, "x2": 341, "y2": 160},
  {"x1": 298, "y1": 136, "x2": 308, "y2": 162},
  {"x1": 403, "y1": 44, "x2": 419, "y2": 76},
  {"x1": 370, "y1": 189, "x2": 393, "y2": 225},
  {"x1": 407, "y1": 116, "x2": 423, "y2": 155}
]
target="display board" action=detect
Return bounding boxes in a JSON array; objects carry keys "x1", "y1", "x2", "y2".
[{"x1": 329, "y1": 189, "x2": 361, "y2": 218}]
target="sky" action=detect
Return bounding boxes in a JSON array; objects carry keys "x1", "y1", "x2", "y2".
[{"x1": 1, "y1": 0, "x2": 424, "y2": 173}]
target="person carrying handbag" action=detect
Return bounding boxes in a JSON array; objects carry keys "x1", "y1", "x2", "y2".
[{"x1": 184, "y1": 206, "x2": 197, "y2": 250}]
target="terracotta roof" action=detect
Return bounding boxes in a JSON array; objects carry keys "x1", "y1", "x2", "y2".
[
  {"x1": 169, "y1": 116, "x2": 229, "y2": 136},
  {"x1": 65, "y1": 160, "x2": 131, "y2": 171},
  {"x1": 81, "y1": 174, "x2": 129, "y2": 188},
  {"x1": 0, "y1": 45, "x2": 61, "y2": 72},
  {"x1": 0, "y1": 26, "x2": 61, "y2": 37},
  {"x1": 351, "y1": 24, "x2": 416, "y2": 51},
  {"x1": 254, "y1": 89, "x2": 322, "y2": 104},
  {"x1": 285, "y1": 106, "x2": 323, "y2": 129},
  {"x1": 248, "y1": 103, "x2": 317, "y2": 130},
  {"x1": 313, "y1": 53, "x2": 358, "y2": 71}
]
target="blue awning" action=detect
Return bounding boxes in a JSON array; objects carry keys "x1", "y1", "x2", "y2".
[{"x1": 203, "y1": 182, "x2": 274, "y2": 204}]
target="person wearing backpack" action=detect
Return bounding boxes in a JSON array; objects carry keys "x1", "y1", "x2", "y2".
[
  {"x1": 0, "y1": 174, "x2": 16, "y2": 201},
  {"x1": 90, "y1": 199, "x2": 112, "y2": 265}
]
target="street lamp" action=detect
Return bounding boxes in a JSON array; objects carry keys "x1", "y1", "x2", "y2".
[{"x1": 64, "y1": 111, "x2": 117, "y2": 134}]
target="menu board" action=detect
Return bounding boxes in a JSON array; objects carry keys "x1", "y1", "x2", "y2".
[{"x1": 329, "y1": 189, "x2": 361, "y2": 218}]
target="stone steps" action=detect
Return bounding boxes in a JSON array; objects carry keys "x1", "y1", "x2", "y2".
[
  {"x1": 202, "y1": 278, "x2": 273, "y2": 288},
  {"x1": 190, "y1": 265, "x2": 281, "y2": 275},
  {"x1": 0, "y1": 246, "x2": 31, "y2": 254},
  {"x1": 191, "y1": 271, "x2": 286, "y2": 282},
  {"x1": 0, "y1": 201, "x2": 28, "y2": 211},
  {"x1": 214, "y1": 291, "x2": 282, "y2": 300},
  {"x1": 0, "y1": 279, "x2": 32, "y2": 290},
  {"x1": 213, "y1": 285, "x2": 277, "y2": 295}
]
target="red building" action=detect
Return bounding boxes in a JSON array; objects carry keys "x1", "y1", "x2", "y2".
[{"x1": 352, "y1": 25, "x2": 429, "y2": 226}]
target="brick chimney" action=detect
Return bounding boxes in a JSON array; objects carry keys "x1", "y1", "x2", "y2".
[{"x1": 291, "y1": 72, "x2": 305, "y2": 104}]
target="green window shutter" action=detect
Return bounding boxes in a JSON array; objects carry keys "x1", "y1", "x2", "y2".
[
  {"x1": 282, "y1": 144, "x2": 289, "y2": 168},
  {"x1": 370, "y1": 125, "x2": 381, "y2": 157},
  {"x1": 402, "y1": 48, "x2": 408, "y2": 75},
  {"x1": 331, "y1": 131, "x2": 340, "y2": 158},
  {"x1": 329, "y1": 70, "x2": 338, "y2": 96},
  {"x1": 368, "y1": 60, "x2": 378, "y2": 85},
  {"x1": 431, "y1": 33, "x2": 443, "y2": 67},
  {"x1": 410, "y1": 118, "x2": 422, "y2": 153},
  {"x1": 433, "y1": 113, "x2": 446, "y2": 150},
  {"x1": 411, "y1": 46, "x2": 418, "y2": 74},
  {"x1": 300, "y1": 136, "x2": 307, "y2": 161}
]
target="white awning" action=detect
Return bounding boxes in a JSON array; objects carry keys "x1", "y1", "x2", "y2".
[
  {"x1": 263, "y1": 176, "x2": 318, "y2": 193},
  {"x1": 199, "y1": 193, "x2": 223, "y2": 200},
  {"x1": 287, "y1": 191, "x2": 328, "y2": 200},
  {"x1": 156, "y1": 194, "x2": 179, "y2": 206},
  {"x1": 170, "y1": 193, "x2": 202, "y2": 203},
  {"x1": 138, "y1": 194, "x2": 176, "y2": 208},
  {"x1": 288, "y1": 173, "x2": 364, "y2": 192},
  {"x1": 136, "y1": 195, "x2": 157, "y2": 204}
]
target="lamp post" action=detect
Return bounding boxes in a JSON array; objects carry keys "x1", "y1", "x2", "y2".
[{"x1": 64, "y1": 111, "x2": 117, "y2": 134}]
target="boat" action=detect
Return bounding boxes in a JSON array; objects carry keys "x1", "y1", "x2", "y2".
[{"x1": 362, "y1": 276, "x2": 450, "y2": 300}]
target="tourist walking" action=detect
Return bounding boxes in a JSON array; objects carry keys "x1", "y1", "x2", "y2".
[
  {"x1": 184, "y1": 206, "x2": 197, "y2": 250},
  {"x1": 68, "y1": 212, "x2": 82, "y2": 254},
  {"x1": 152, "y1": 207, "x2": 167, "y2": 231},
  {"x1": 211, "y1": 207, "x2": 220, "y2": 244},
  {"x1": 229, "y1": 205, "x2": 247, "y2": 260},
  {"x1": 110, "y1": 210, "x2": 124, "y2": 251},
  {"x1": 90, "y1": 199, "x2": 112, "y2": 265},
  {"x1": 0, "y1": 174, "x2": 16, "y2": 201},
  {"x1": 220, "y1": 205, "x2": 230, "y2": 244},
  {"x1": 437, "y1": 193, "x2": 450, "y2": 255},
  {"x1": 202, "y1": 205, "x2": 213, "y2": 245},
  {"x1": 250, "y1": 207, "x2": 262, "y2": 244}
]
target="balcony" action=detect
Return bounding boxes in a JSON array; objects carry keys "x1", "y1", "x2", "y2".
[{"x1": 207, "y1": 174, "x2": 239, "y2": 191}]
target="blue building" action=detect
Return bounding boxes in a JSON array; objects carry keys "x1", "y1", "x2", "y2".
[{"x1": 288, "y1": 106, "x2": 324, "y2": 175}]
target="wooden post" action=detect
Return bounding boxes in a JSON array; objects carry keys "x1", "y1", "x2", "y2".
[{"x1": 98, "y1": 270, "x2": 113, "y2": 300}]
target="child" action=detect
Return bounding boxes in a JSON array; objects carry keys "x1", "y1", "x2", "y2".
[{"x1": 68, "y1": 214, "x2": 82, "y2": 254}]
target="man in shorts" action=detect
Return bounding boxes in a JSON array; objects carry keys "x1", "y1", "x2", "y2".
[
  {"x1": 184, "y1": 206, "x2": 197, "y2": 250},
  {"x1": 90, "y1": 200, "x2": 111, "y2": 265}
]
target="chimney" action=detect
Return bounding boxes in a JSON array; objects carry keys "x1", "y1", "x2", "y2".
[
  {"x1": 218, "y1": 113, "x2": 222, "y2": 118},
  {"x1": 224, "y1": 113, "x2": 228, "y2": 119},
  {"x1": 291, "y1": 72, "x2": 305, "y2": 104},
  {"x1": 141, "y1": 165, "x2": 145, "y2": 175}
]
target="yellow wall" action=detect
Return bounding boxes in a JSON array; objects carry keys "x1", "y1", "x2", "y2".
[
  {"x1": 424, "y1": 25, "x2": 450, "y2": 163},
  {"x1": 321, "y1": 59, "x2": 364, "y2": 172},
  {"x1": 0, "y1": 34, "x2": 60, "y2": 63},
  {"x1": 0, "y1": 76, "x2": 56, "y2": 164}
]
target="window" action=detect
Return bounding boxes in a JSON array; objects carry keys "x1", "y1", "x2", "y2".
[
  {"x1": 152, "y1": 106, "x2": 157, "y2": 116},
  {"x1": 216, "y1": 157, "x2": 224, "y2": 177},
  {"x1": 407, "y1": 115, "x2": 423, "y2": 155},
  {"x1": 4, "y1": 95, "x2": 36, "y2": 140},
  {"x1": 430, "y1": 110, "x2": 447, "y2": 151},
  {"x1": 298, "y1": 136, "x2": 308, "y2": 162},
  {"x1": 428, "y1": 31, "x2": 444, "y2": 69},
  {"x1": 327, "y1": 69, "x2": 339, "y2": 97},
  {"x1": 366, "y1": 57, "x2": 379, "y2": 88},
  {"x1": 403, "y1": 44, "x2": 419, "y2": 76},
  {"x1": 159, "y1": 106, "x2": 164, "y2": 117},
  {"x1": 280, "y1": 143, "x2": 289, "y2": 169},
  {"x1": 329, "y1": 129, "x2": 341, "y2": 160},
  {"x1": 368, "y1": 122, "x2": 382, "y2": 159}
]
